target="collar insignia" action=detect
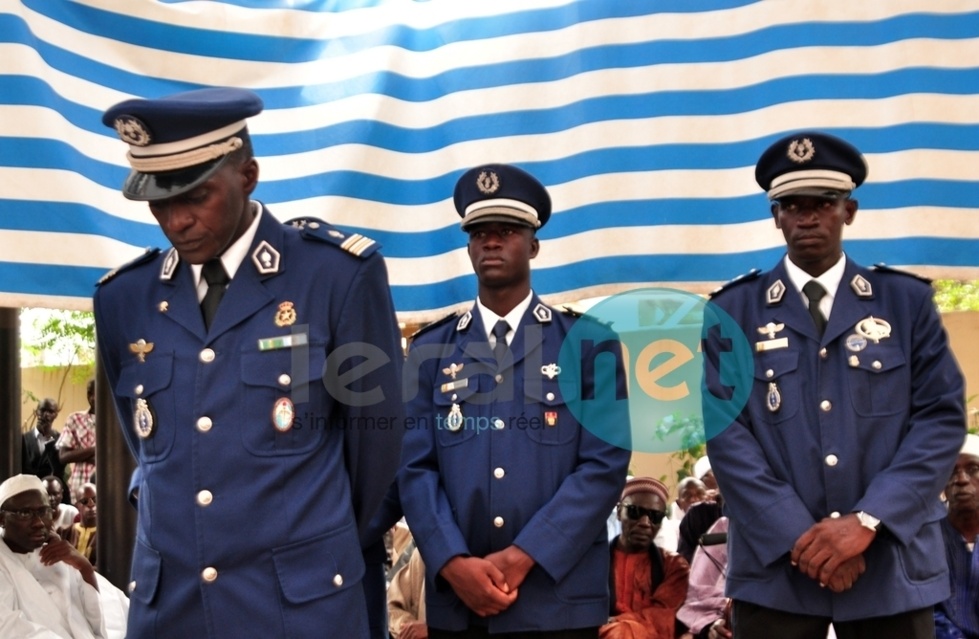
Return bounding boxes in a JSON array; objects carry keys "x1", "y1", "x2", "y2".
[
  {"x1": 252, "y1": 240, "x2": 280, "y2": 275},
  {"x1": 533, "y1": 303, "x2": 552, "y2": 323},
  {"x1": 766, "y1": 279, "x2": 786, "y2": 305},
  {"x1": 850, "y1": 274, "x2": 873, "y2": 297},
  {"x1": 456, "y1": 311, "x2": 472, "y2": 332},
  {"x1": 160, "y1": 248, "x2": 179, "y2": 281}
]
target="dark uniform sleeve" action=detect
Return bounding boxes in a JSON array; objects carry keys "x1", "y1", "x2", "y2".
[{"x1": 330, "y1": 251, "x2": 406, "y2": 544}]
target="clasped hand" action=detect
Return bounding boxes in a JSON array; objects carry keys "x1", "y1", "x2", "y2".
[
  {"x1": 790, "y1": 514, "x2": 874, "y2": 593},
  {"x1": 439, "y1": 546, "x2": 534, "y2": 617}
]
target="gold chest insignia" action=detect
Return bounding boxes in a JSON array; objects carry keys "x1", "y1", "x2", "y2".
[{"x1": 275, "y1": 301, "x2": 297, "y2": 327}]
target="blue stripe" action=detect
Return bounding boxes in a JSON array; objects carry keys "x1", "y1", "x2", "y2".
[
  {"x1": 5, "y1": 8, "x2": 978, "y2": 103},
  {"x1": 0, "y1": 201, "x2": 164, "y2": 247},
  {"x1": 0, "y1": 262, "x2": 105, "y2": 298}
]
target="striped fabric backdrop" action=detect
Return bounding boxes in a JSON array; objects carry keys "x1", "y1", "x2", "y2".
[{"x1": 2, "y1": 0, "x2": 978, "y2": 323}]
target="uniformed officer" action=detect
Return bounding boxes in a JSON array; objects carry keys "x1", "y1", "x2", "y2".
[
  {"x1": 399, "y1": 163, "x2": 632, "y2": 638},
  {"x1": 703, "y1": 132, "x2": 965, "y2": 638},
  {"x1": 95, "y1": 87, "x2": 405, "y2": 638}
]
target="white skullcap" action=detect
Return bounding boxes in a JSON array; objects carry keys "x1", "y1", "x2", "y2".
[
  {"x1": 694, "y1": 455, "x2": 712, "y2": 480},
  {"x1": 962, "y1": 434, "x2": 979, "y2": 458},
  {"x1": 0, "y1": 474, "x2": 46, "y2": 509}
]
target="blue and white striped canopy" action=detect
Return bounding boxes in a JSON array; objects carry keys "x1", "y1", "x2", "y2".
[{"x1": 3, "y1": 1, "x2": 978, "y2": 322}]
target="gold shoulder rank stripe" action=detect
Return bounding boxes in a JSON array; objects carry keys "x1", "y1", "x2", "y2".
[{"x1": 340, "y1": 233, "x2": 376, "y2": 256}]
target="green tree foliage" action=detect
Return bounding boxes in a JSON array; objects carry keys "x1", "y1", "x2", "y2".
[{"x1": 933, "y1": 280, "x2": 979, "y2": 312}]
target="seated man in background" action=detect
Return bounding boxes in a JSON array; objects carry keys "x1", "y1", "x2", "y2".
[
  {"x1": 935, "y1": 433, "x2": 979, "y2": 639},
  {"x1": 389, "y1": 542, "x2": 427, "y2": 639},
  {"x1": 0, "y1": 473, "x2": 105, "y2": 638},
  {"x1": 43, "y1": 475, "x2": 78, "y2": 540},
  {"x1": 601, "y1": 477, "x2": 689, "y2": 639},
  {"x1": 69, "y1": 483, "x2": 97, "y2": 568},
  {"x1": 677, "y1": 517, "x2": 730, "y2": 639}
]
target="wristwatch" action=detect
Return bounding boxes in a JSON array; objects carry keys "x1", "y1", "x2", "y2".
[{"x1": 856, "y1": 511, "x2": 881, "y2": 532}]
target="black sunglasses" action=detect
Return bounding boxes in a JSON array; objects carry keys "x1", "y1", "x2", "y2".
[{"x1": 622, "y1": 504, "x2": 666, "y2": 524}]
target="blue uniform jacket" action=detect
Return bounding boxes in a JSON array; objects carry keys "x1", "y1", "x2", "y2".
[
  {"x1": 94, "y1": 207, "x2": 405, "y2": 638},
  {"x1": 703, "y1": 257, "x2": 965, "y2": 620},
  {"x1": 399, "y1": 296, "x2": 631, "y2": 632}
]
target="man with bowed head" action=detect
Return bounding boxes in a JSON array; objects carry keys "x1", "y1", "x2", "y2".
[
  {"x1": 703, "y1": 131, "x2": 964, "y2": 638},
  {"x1": 400, "y1": 163, "x2": 631, "y2": 637},
  {"x1": 95, "y1": 87, "x2": 404, "y2": 638}
]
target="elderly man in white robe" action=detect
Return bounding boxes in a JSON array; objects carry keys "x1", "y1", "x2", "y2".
[{"x1": 0, "y1": 473, "x2": 106, "y2": 638}]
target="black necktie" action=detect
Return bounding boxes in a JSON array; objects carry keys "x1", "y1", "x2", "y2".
[
  {"x1": 492, "y1": 320, "x2": 510, "y2": 364},
  {"x1": 200, "y1": 259, "x2": 229, "y2": 330},
  {"x1": 802, "y1": 280, "x2": 827, "y2": 336}
]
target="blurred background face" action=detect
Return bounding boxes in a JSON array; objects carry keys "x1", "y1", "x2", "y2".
[
  {"x1": 618, "y1": 492, "x2": 666, "y2": 553},
  {"x1": 77, "y1": 485, "x2": 97, "y2": 527},
  {"x1": 677, "y1": 480, "x2": 707, "y2": 512},
  {"x1": 35, "y1": 399, "x2": 60, "y2": 434},
  {"x1": 1, "y1": 490, "x2": 52, "y2": 554},
  {"x1": 43, "y1": 478, "x2": 64, "y2": 510},
  {"x1": 946, "y1": 453, "x2": 979, "y2": 516}
]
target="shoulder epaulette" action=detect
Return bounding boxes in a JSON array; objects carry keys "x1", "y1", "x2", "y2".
[
  {"x1": 96, "y1": 248, "x2": 161, "y2": 286},
  {"x1": 709, "y1": 268, "x2": 762, "y2": 298},
  {"x1": 285, "y1": 217, "x2": 380, "y2": 259},
  {"x1": 559, "y1": 304, "x2": 583, "y2": 318},
  {"x1": 409, "y1": 311, "x2": 460, "y2": 341},
  {"x1": 870, "y1": 263, "x2": 932, "y2": 284}
]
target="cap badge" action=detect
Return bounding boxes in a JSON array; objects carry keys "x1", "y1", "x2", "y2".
[
  {"x1": 275, "y1": 301, "x2": 297, "y2": 327},
  {"x1": 855, "y1": 316, "x2": 891, "y2": 344},
  {"x1": 787, "y1": 138, "x2": 815, "y2": 164},
  {"x1": 114, "y1": 115, "x2": 152, "y2": 147},
  {"x1": 476, "y1": 170, "x2": 500, "y2": 195}
]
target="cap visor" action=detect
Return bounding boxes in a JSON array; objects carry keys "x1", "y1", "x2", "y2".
[
  {"x1": 122, "y1": 154, "x2": 229, "y2": 202},
  {"x1": 460, "y1": 207, "x2": 539, "y2": 231}
]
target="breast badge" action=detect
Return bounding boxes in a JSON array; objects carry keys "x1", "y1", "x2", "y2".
[
  {"x1": 272, "y1": 397, "x2": 295, "y2": 432},
  {"x1": 134, "y1": 398, "x2": 156, "y2": 439},
  {"x1": 275, "y1": 301, "x2": 297, "y2": 327},
  {"x1": 855, "y1": 316, "x2": 891, "y2": 344},
  {"x1": 129, "y1": 339, "x2": 154, "y2": 363},
  {"x1": 446, "y1": 403, "x2": 464, "y2": 432},
  {"x1": 767, "y1": 382, "x2": 781, "y2": 413},
  {"x1": 541, "y1": 363, "x2": 562, "y2": 379},
  {"x1": 755, "y1": 323, "x2": 788, "y2": 352}
]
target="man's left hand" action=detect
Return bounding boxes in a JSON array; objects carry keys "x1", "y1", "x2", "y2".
[
  {"x1": 484, "y1": 545, "x2": 535, "y2": 591},
  {"x1": 791, "y1": 514, "x2": 875, "y2": 586}
]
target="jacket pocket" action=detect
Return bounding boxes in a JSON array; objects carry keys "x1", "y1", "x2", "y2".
[
  {"x1": 239, "y1": 347, "x2": 328, "y2": 456},
  {"x1": 117, "y1": 352, "x2": 175, "y2": 462}
]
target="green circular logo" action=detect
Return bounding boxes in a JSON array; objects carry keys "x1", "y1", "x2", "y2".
[{"x1": 557, "y1": 288, "x2": 753, "y2": 453}]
